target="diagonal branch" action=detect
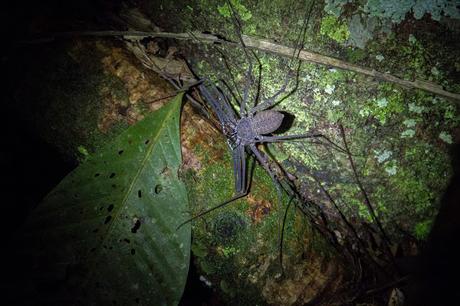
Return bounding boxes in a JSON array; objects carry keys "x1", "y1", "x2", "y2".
[{"x1": 21, "y1": 30, "x2": 460, "y2": 102}]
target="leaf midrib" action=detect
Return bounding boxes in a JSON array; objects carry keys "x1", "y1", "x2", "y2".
[{"x1": 83, "y1": 97, "x2": 181, "y2": 290}]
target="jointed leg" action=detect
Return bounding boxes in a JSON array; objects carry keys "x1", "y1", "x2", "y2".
[
  {"x1": 259, "y1": 133, "x2": 347, "y2": 154},
  {"x1": 199, "y1": 83, "x2": 237, "y2": 126},
  {"x1": 249, "y1": 143, "x2": 280, "y2": 183},
  {"x1": 259, "y1": 133, "x2": 323, "y2": 142},
  {"x1": 240, "y1": 53, "x2": 253, "y2": 116},
  {"x1": 210, "y1": 83, "x2": 239, "y2": 125},
  {"x1": 226, "y1": 0, "x2": 254, "y2": 116},
  {"x1": 249, "y1": 72, "x2": 291, "y2": 115},
  {"x1": 232, "y1": 145, "x2": 247, "y2": 194},
  {"x1": 225, "y1": 0, "x2": 265, "y2": 117}
]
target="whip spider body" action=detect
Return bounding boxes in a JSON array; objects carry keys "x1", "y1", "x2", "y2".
[
  {"x1": 177, "y1": 1, "x2": 329, "y2": 227},
  {"x1": 178, "y1": 66, "x2": 327, "y2": 226}
]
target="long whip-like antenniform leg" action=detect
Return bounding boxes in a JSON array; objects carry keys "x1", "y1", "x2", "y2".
[
  {"x1": 249, "y1": 143, "x2": 279, "y2": 183},
  {"x1": 188, "y1": 29, "x2": 243, "y2": 106},
  {"x1": 249, "y1": 143, "x2": 298, "y2": 273},
  {"x1": 248, "y1": 1, "x2": 315, "y2": 115},
  {"x1": 176, "y1": 144, "x2": 248, "y2": 230},
  {"x1": 260, "y1": 133, "x2": 323, "y2": 142},
  {"x1": 176, "y1": 192, "x2": 248, "y2": 230},
  {"x1": 226, "y1": 0, "x2": 256, "y2": 116},
  {"x1": 279, "y1": 196, "x2": 295, "y2": 273}
]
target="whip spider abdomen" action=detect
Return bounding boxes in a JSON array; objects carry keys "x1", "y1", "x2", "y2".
[{"x1": 251, "y1": 110, "x2": 284, "y2": 136}]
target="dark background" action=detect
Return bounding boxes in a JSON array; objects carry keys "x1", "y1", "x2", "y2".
[{"x1": 1, "y1": 1, "x2": 459, "y2": 305}]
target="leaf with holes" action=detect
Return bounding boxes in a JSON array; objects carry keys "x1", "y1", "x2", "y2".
[{"x1": 23, "y1": 93, "x2": 190, "y2": 305}]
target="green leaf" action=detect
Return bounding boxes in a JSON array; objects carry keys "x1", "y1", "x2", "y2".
[
  {"x1": 23, "y1": 93, "x2": 190, "y2": 305},
  {"x1": 401, "y1": 129, "x2": 415, "y2": 138},
  {"x1": 217, "y1": 0, "x2": 252, "y2": 21},
  {"x1": 403, "y1": 118, "x2": 417, "y2": 128},
  {"x1": 439, "y1": 131, "x2": 453, "y2": 144}
]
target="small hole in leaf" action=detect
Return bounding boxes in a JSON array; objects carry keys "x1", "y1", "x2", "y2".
[
  {"x1": 131, "y1": 248, "x2": 135, "y2": 255},
  {"x1": 118, "y1": 150, "x2": 124, "y2": 155},
  {"x1": 109, "y1": 173, "x2": 116, "y2": 178},
  {"x1": 107, "y1": 204, "x2": 114, "y2": 212},
  {"x1": 104, "y1": 216, "x2": 112, "y2": 224},
  {"x1": 154, "y1": 184, "x2": 162, "y2": 194},
  {"x1": 131, "y1": 220, "x2": 141, "y2": 233},
  {"x1": 94, "y1": 173, "x2": 100, "y2": 177},
  {"x1": 144, "y1": 139, "x2": 150, "y2": 145},
  {"x1": 123, "y1": 238, "x2": 130, "y2": 243},
  {"x1": 137, "y1": 190, "x2": 142, "y2": 198}
]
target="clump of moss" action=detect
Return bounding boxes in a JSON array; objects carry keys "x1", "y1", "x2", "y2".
[{"x1": 320, "y1": 15, "x2": 350, "y2": 44}]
